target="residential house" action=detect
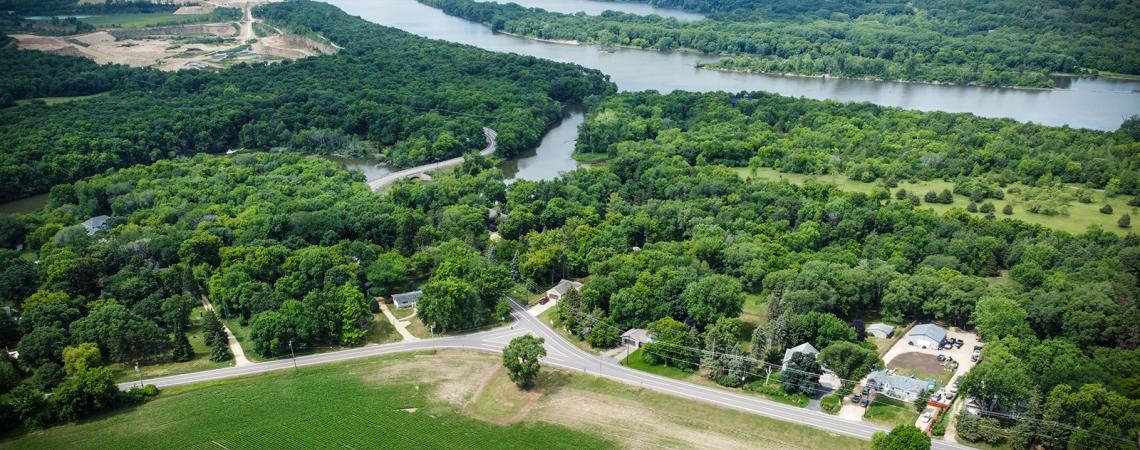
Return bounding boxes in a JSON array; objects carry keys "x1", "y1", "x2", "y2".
[
  {"x1": 546, "y1": 279, "x2": 583, "y2": 302},
  {"x1": 392, "y1": 290, "x2": 422, "y2": 309},
  {"x1": 782, "y1": 342, "x2": 819, "y2": 370},
  {"x1": 867, "y1": 370, "x2": 930, "y2": 401},
  {"x1": 621, "y1": 328, "x2": 651, "y2": 348}
]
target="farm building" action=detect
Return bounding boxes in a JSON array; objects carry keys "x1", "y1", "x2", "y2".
[
  {"x1": 867, "y1": 323, "x2": 894, "y2": 339},
  {"x1": 392, "y1": 290, "x2": 422, "y2": 309},
  {"x1": 908, "y1": 323, "x2": 947, "y2": 349},
  {"x1": 782, "y1": 342, "x2": 819, "y2": 369},
  {"x1": 546, "y1": 279, "x2": 583, "y2": 301}
]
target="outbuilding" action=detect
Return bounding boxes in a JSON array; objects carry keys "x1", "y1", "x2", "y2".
[
  {"x1": 868, "y1": 323, "x2": 895, "y2": 339},
  {"x1": 908, "y1": 323, "x2": 947, "y2": 349},
  {"x1": 392, "y1": 290, "x2": 422, "y2": 309}
]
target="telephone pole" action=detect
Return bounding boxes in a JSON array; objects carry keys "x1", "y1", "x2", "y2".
[{"x1": 288, "y1": 340, "x2": 297, "y2": 372}]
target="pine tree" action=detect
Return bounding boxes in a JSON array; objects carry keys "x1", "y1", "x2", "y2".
[
  {"x1": 171, "y1": 327, "x2": 194, "y2": 362},
  {"x1": 979, "y1": 202, "x2": 995, "y2": 213},
  {"x1": 1002, "y1": 203, "x2": 1014, "y2": 215},
  {"x1": 924, "y1": 191, "x2": 938, "y2": 203},
  {"x1": 966, "y1": 201, "x2": 978, "y2": 212},
  {"x1": 1100, "y1": 204, "x2": 1113, "y2": 214},
  {"x1": 210, "y1": 332, "x2": 233, "y2": 362},
  {"x1": 1120, "y1": 214, "x2": 1132, "y2": 228},
  {"x1": 938, "y1": 189, "x2": 954, "y2": 204}
]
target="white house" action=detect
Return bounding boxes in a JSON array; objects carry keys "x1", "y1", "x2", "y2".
[
  {"x1": 908, "y1": 323, "x2": 947, "y2": 349},
  {"x1": 621, "y1": 328, "x2": 651, "y2": 348},
  {"x1": 546, "y1": 279, "x2": 583, "y2": 301},
  {"x1": 867, "y1": 370, "x2": 930, "y2": 401},
  {"x1": 867, "y1": 323, "x2": 895, "y2": 339},
  {"x1": 392, "y1": 290, "x2": 422, "y2": 309},
  {"x1": 782, "y1": 342, "x2": 819, "y2": 370}
]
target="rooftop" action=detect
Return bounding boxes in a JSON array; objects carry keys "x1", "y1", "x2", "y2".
[
  {"x1": 548, "y1": 279, "x2": 583, "y2": 296},
  {"x1": 392, "y1": 290, "x2": 422, "y2": 308},
  {"x1": 783, "y1": 342, "x2": 819, "y2": 364},
  {"x1": 909, "y1": 323, "x2": 947, "y2": 342},
  {"x1": 868, "y1": 370, "x2": 930, "y2": 394}
]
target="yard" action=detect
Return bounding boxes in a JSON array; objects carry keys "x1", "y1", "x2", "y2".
[
  {"x1": 2, "y1": 350, "x2": 869, "y2": 450},
  {"x1": 864, "y1": 395, "x2": 920, "y2": 428},
  {"x1": 887, "y1": 352, "x2": 956, "y2": 392},
  {"x1": 621, "y1": 348, "x2": 692, "y2": 379},
  {"x1": 80, "y1": 13, "x2": 215, "y2": 29},
  {"x1": 109, "y1": 306, "x2": 229, "y2": 383}
]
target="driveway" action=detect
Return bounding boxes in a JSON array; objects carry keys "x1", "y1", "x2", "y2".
[
  {"x1": 881, "y1": 326, "x2": 980, "y2": 392},
  {"x1": 378, "y1": 301, "x2": 419, "y2": 341}
]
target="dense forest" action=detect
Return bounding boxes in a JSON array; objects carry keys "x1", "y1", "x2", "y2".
[
  {"x1": 422, "y1": 0, "x2": 1140, "y2": 87},
  {"x1": 577, "y1": 91, "x2": 1140, "y2": 196},
  {"x1": 0, "y1": 0, "x2": 614, "y2": 202},
  {"x1": 0, "y1": 0, "x2": 180, "y2": 15}
]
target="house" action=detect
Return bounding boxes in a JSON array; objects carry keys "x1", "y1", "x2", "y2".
[
  {"x1": 391, "y1": 290, "x2": 422, "y2": 309},
  {"x1": 908, "y1": 323, "x2": 948, "y2": 348},
  {"x1": 621, "y1": 328, "x2": 651, "y2": 348},
  {"x1": 867, "y1": 323, "x2": 895, "y2": 339},
  {"x1": 782, "y1": 342, "x2": 819, "y2": 370},
  {"x1": 867, "y1": 370, "x2": 930, "y2": 401},
  {"x1": 545, "y1": 279, "x2": 583, "y2": 302},
  {"x1": 964, "y1": 397, "x2": 983, "y2": 415},
  {"x1": 82, "y1": 215, "x2": 110, "y2": 235}
]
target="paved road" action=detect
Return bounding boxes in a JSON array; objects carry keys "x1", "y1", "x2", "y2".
[
  {"x1": 367, "y1": 127, "x2": 497, "y2": 191},
  {"x1": 122, "y1": 299, "x2": 975, "y2": 450}
]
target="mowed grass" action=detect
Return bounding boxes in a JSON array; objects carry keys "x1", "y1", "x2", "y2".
[
  {"x1": 621, "y1": 348, "x2": 693, "y2": 379},
  {"x1": 80, "y1": 13, "x2": 213, "y2": 29},
  {"x1": 14, "y1": 92, "x2": 108, "y2": 106},
  {"x1": 735, "y1": 167, "x2": 1138, "y2": 235},
  {"x1": 110, "y1": 306, "x2": 231, "y2": 382},
  {"x1": 864, "y1": 395, "x2": 920, "y2": 428},
  {"x1": 0, "y1": 352, "x2": 612, "y2": 450}
]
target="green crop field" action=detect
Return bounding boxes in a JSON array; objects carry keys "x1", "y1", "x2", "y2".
[{"x1": 80, "y1": 13, "x2": 213, "y2": 29}]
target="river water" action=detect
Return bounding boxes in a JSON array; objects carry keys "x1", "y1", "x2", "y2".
[{"x1": 477, "y1": 0, "x2": 704, "y2": 20}]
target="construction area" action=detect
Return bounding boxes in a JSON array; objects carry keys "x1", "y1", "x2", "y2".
[{"x1": 10, "y1": 0, "x2": 337, "y2": 71}]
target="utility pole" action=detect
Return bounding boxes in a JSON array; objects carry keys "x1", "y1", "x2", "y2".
[
  {"x1": 430, "y1": 324, "x2": 435, "y2": 350},
  {"x1": 288, "y1": 340, "x2": 297, "y2": 372},
  {"x1": 134, "y1": 361, "x2": 143, "y2": 388}
]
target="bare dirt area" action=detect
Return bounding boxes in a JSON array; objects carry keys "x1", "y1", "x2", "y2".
[
  {"x1": 174, "y1": 5, "x2": 215, "y2": 15},
  {"x1": 887, "y1": 352, "x2": 944, "y2": 376},
  {"x1": 359, "y1": 350, "x2": 499, "y2": 406}
]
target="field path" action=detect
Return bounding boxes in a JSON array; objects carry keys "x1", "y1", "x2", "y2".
[{"x1": 378, "y1": 301, "x2": 419, "y2": 341}]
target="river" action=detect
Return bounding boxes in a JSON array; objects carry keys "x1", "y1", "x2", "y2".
[
  {"x1": 476, "y1": 0, "x2": 704, "y2": 20},
  {"x1": 328, "y1": 0, "x2": 1140, "y2": 132}
]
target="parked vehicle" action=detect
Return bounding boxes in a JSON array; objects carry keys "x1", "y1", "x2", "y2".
[
  {"x1": 937, "y1": 353, "x2": 946, "y2": 362},
  {"x1": 921, "y1": 412, "x2": 933, "y2": 423},
  {"x1": 860, "y1": 398, "x2": 870, "y2": 407},
  {"x1": 862, "y1": 386, "x2": 871, "y2": 395},
  {"x1": 852, "y1": 394, "x2": 862, "y2": 403}
]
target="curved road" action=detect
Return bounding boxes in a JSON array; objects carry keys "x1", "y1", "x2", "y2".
[
  {"x1": 367, "y1": 127, "x2": 497, "y2": 191},
  {"x1": 122, "y1": 299, "x2": 975, "y2": 450}
]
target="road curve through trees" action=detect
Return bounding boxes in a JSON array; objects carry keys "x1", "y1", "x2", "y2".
[
  {"x1": 121, "y1": 299, "x2": 975, "y2": 450},
  {"x1": 367, "y1": 127, "x2": 497, "y2": 191}
]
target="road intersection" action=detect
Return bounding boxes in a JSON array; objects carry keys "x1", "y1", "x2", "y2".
[{"x1": 121, "y1": 299, "x2": 975, "y2": 450}]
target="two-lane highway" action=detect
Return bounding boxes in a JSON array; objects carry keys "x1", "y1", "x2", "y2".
[{"x1": 124, "y1": 299, "x2": 975, "y2": 449}]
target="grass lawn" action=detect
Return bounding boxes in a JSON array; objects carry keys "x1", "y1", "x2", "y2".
[
  {"x1": 735, "y1": 166, "x2": 1138, "y2": 235},
  {"x1": 2, "y1": 350, "x2": 869, "y2": 450},
  {"x1": 109, "y1": 306, "x2": 230, "y2": 383},
  {"x1": 740, "y1": 293, "x2": 767, "y2": 325},
  {"x1": 621, "y1": 348, "x2": 693, "y2": 379},
  {"x1": 219, "y1": 316, "x2": 257, "y2": 362},
  {"x1": 571, "y1": 151, "x2": 611, "y2": 163},
  {"x1": 820, "y1": 393, "x2": 842, "y2": 415},
  {"x1": 743, "y1": 377, "x2": 812, "y2": 407},
  {"x1": 365, "y1": 312, "x2": 401, "y2": 344},
  {"x1": 536, "y1": 307, "x2": 600, "y2": 354},
  {"x1": 865, "y1": 395, "x2": 920, "y2": 428},
  {"x1": 14, "y1": 92, "x2": 108, "y2": 106},
  {"x1": 80, "y1": 13, "x2": 213, "y2": 29}
]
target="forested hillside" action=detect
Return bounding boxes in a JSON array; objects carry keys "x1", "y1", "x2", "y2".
[
  {"x1": 423, "y1": 0, "x2": 1140, "y2": 87},
  {"x1": 0, "y1": 0, "x2": 614, "y2": 202}
]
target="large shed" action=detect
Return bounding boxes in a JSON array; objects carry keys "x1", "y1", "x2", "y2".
[{"x1": 908, "y1": 323, "x2": 947, "y2": 349}]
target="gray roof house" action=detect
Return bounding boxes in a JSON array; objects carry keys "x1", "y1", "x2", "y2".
[
  {"x1": 546, "y1": 279, "x2": 583, "y2": 300},
  {"x1": 867, "y1": 370, "x2": 930, "y2": 401},
  {"x1": 392, "y1": 290, "x2": 422, "y2": 309},
  {"x1": 908, "y1": 323, "x2": 948, "y2": 346},
  {"x1": 867, "y1": 323, "x2": 895, "y2": 339},
  {"x1": 82, "y1": 215, "x2": 110, "y2": 235},
  {"x1": 621, "y1": 328, "x2": 651, "y2": 348},
  {"x1": 782, "y1": 342, "x2": 819, "y2": 369}
]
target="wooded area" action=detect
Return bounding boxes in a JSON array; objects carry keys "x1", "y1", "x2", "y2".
[
  {"x1": 0, "y1": 0, "x2": 614, "y2": 202},
  {"x1": 423, "y1": 0, "x2": 1140, "y2": 87}
]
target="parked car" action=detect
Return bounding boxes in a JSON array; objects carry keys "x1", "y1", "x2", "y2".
[
  {"x1": 955, "y1": 339, "x2": 965, "y2": 348},
  {"x1": 539, "y1": 296, "x2": 549, "y2": 305},
  {"x1": 921, "y1": 412, "x2": 933, "y2": 423},
  {"x1": 937, "y1": 353, "x2": 946, "y2": 362},
  {"x1": 852, "y1": 394, "x2": 862, "y2": 403},
  {"x1": 862, "y1": 386, "x2": 871, "y2": 395},
  {"x1": 860, "y1": 398, "x2": 870, "y2": 407},
  {"x1": 970, "y1": 354, "x2": 979, "y2": 362}
]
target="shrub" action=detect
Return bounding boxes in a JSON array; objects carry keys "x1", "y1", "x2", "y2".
[
  {"x1": 966, "y1": 201, "x2": 978, "y2": 212},
  {"x1": 1100, "y1": 204, "x2": 1114, "y2": 214},
  {"x1": 1002, "y1": 204, "x2": 1014, "y2": 215},
  {"x1": 979, "y1": 202, "x2": 995, "y2": 213},
  {"x1": 1120, "y1": 214, "x2": 1132, "y2": 228}
]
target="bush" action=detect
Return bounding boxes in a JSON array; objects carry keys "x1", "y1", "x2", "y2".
[
  {"x1": 121, "y1": 384, "x2": 160, "y2": 405},
  {"x1": 955, "y1": 411, "x2": 1005, "y2": 444},
  {"x1": 820, "y1": 394, "x2": 841, "y2": 414},
  {"x1": 1100, "y1": 204, "x2": 1114, "y2": 214},
  {"x1": 1002, "y1": 204, "x2": 1014, "y2": 215},
  {"x1": 1120, "y1": 214, "x2": 1132, "y2": 228},
  {"x1": 966, "y1": 201, "x2": 978, "y2": 212},
  {"x1": 979, "y1": 202, "x2": 995, "y2": 213},
  {"x1": 924, "y1": 191, "x2": 938, "y2": 203},
  {"x1": 931, "y1": 415, "x2": 947, "y2": 436}
]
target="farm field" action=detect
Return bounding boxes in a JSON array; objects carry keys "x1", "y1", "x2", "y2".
[
  {"x1": 0, "y1": 350, "x2": 868, "y2": 450},
  {"x1": 734, "y1": 167, "x2": 1137, "y2": 235},
  {"x1": 80, "y1": 13, "x2": 213, "y2": 29}
]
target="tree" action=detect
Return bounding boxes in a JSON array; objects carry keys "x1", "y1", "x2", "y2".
[
  {"x1": 587, "y1": 316, "x2": 620, "y2": 348},
  {"x1": 1100, "y1": 204, "x2": 1114, "y2": 214},
  {"x1": 979, "y1": 202, "x2": 995, "y2": 213},
  {"x1": 17, "y1": 326, "x2": 68, "y2": 368},
  {"x1": 954, "y1": 410, "x2": 1003, "y2": 444},
  {"x1": 643, "y1": 317, "x2": 701, "y2": 371},
  {"x1": 61, "y1": 343, "x2": 102, "y2": 375},
  {"x1": 1119, "y1": 214, "x2": 1131, "y2": 228},
  {"x1": 938, "y1": 189, "x2": 953, "y2": 204},
  {"x1": 366, "y1": 251, "x2": 409, "y2": 296},
  {"x1": 171, "y1": 327, "x2": 194, "y2": 362},
  {"x1": 1002, "y1": 203, "x2": 1014, "y2": 215},
  {"x1": 502, "y1": 335, "x2": 546, "y2": 389},
  {"x1": 780, "y1": 351, "x2": 821, "y2": 395},
  {"x1": 786, "y1": 312, "x2": 856, "y2": 349},
  {"x1": 966, "y1": 201, "x2": 977, "y2": 213},
  {"x1": 959, "y1": 346, "x2": 1032, "y2": 411},
  {"x1": 924, "y1": 191, "x2": 938, "y2": 203},
  {"x1": 819, "y1": 341, "x2": 883, "y2": 388},
  {"x1": 70, "y1": 304, "x2": 170, "y2": 363},
  {"x1": 51, "y1": 367, "x2": 120, "y2": 422},
  {"x1": 338, "y1": 283, "x2": 371, "y2": 347},
  {"x1": 871, "y1": 425, "x2": 931, "y2": 450},
  {"x1": 971, "y1": 296, "x2": 1031, "y2": 340},
  {"x1": 178, "y1": 233, "x2": 223, "y2": 267},
  {"x1": 683, "y1": 274, "x2": 744, "y2": 329}
]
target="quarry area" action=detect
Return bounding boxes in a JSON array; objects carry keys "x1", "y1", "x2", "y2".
[{"x1": 10, "y1": 0, "x2": 337, "y2": 71}]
